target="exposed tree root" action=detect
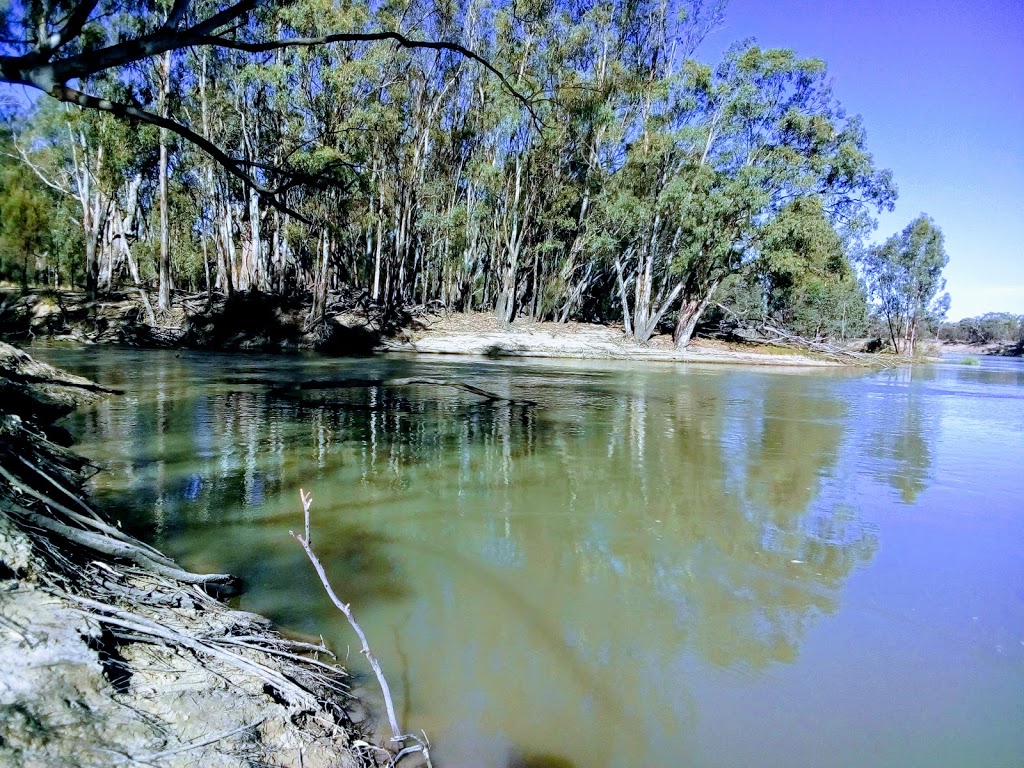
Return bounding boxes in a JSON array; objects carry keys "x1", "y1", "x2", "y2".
[{"x1": 0, "y1": 341, "x2": 372, "y2": 767}]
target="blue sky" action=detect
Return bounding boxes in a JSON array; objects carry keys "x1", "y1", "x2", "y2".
[{"x1": 703, "y1": 0, "x2": 1024, "y2": 319}]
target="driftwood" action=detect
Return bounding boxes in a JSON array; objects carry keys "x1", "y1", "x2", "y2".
[
  {"x1": 272, "y1": 376, "x2": 536, "y2": 407},
  {"x1": 709, "y1": 310, "x2": 898, "y2": 368},
  {"x1": 751, "y1": 325, "x2": 899, "y2": 368}
]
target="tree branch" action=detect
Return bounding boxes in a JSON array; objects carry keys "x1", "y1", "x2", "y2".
[
  {"x1": 41, "y1": 0, "x2": 101, "y2": 53},
  {"x1": 194, "y1": 30, "x2": 539, "y2": 124},
  {"x1": 163, "y1": 0, "x2": 193, "y2": 30},
  {"x1": 47, "y1": 82, "x2": 317, "y2": 222}
]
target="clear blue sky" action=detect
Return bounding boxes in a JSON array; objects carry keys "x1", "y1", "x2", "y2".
[{"x1": 703, "y1": 0, "x2": 1024, "y2": 320}]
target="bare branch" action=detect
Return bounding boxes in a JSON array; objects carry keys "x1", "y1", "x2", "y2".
[
  {"x1": 3, "y1": 145, "x2": 72, "y2": 195},
  {"x1": 47, "y1": 82, "x2": 317, "y2": 222},
  {"x1": 6, "y1": 500, "x2": 239, "y2": 589},
  {"x1": 4, "y1": 0, "x2": 262, "y2": 85},
  {"x1": 292, "y1": 490, "x2": 430, "y2": 764},
  {"x1": 195, "y1": 30, "x2": 540, "y2": 124}
]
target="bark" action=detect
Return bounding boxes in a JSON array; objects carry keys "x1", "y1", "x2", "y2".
[
  {"x1": 496, "y1": 157, "x2": 527, "y2": 326},
  {"x1": 157, "y1": 50, "x2": 172, "y2": 312},
  {"x1": 310, "y1": 231, "x2": 330, "y2": 323},
  {"x1": 613, "y1": 255, "x2": 633, "y2": 338},
  {"x1": 673, "y1": 276, "x2": 720, "y2": 348}
]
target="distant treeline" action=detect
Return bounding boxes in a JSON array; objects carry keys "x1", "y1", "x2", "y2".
[
  {"x1": 939, "y1": 313, "x2": 1024, "y2": 345},
  {"x1": 0, "y1": 0, "x2": 948, "y2": 351}
]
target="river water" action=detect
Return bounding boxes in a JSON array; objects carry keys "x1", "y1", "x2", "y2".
[{"x1": 35, "y1": 347, "x2": 1024, "y2": 768}]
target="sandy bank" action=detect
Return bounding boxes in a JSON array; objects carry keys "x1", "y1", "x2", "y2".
[
  {"x1": 380, "y1": 312, "x2": 844, "y2": 367},
  {"x1": 932, "y1": 341, "x2": 1023, "y2": 357},
  {"x1": 2, "y1": 286, "x2": 879, "y2": 367}
]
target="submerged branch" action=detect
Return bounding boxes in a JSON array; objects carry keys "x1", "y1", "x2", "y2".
[
  {"x1": 292, "y1": 489, "x2": 432, "y2": 766},
  {"x1": 273, "y1": 376, "x2": 536, "y2": 406}
]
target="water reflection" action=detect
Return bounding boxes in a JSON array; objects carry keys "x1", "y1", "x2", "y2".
[
  {"x1": 41, "y1": 349, "x2": 964, "y2": 767},
  {"x1": 865, "y1": 367, "x2": 936, "y2": 503}
]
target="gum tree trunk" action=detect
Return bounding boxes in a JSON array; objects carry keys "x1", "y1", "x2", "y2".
[
  {"x1": 673, "y1": 276, "x2": 720, "y2": 349},
  {"x1": 157, "y1": 50, "x2": 172, "y2": 312}
]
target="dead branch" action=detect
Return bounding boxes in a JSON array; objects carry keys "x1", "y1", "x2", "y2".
[
  {"x1": 1, "y1": 460, "x2": 176, "y2": 566},
  {"x1": 709, "y1": 310, "x2": 897, "y2": 368},
  {"x1": 292, "y1": 489, "x2": 432, "y2": 766},
  {"x1": 272, "y1": 377, "x2": 536, "y2": 406},
  {"x1": 4, "y1": 499, "x2": 239, "y2": 590},
  {"x1": 63, "y1": 594, "x2": 323, "y2": 708},
  {"x1": 128, "y1": 715, "x2": 270, "y2": 764}
]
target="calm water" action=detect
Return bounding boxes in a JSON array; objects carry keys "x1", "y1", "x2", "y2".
[{"x1": 35, "y1": 347, "x2": 1024, "y2": 768}]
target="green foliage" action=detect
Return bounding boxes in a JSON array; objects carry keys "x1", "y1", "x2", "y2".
[
  {"x1": 864, "y1": 214, "x2": 950, "y2": 354},
  {"x1": 754, "y1": 197, "x2": 868, "y2": 339},
  {"x1": 939, "y1": 313, "x2": 1024, "y2": 344},
  {"x1": 0, "y1": 0, "x2": 893, "y2": 343},
  {"x1": 0, "y1": 135, "x2": 55, "y2": 287}
]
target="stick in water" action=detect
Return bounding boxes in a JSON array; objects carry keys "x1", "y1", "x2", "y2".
[{"x1": 291, "y1": 490, "x2": 430, "y2": 766}]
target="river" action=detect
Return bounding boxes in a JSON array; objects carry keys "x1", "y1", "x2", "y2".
[{"x1": 34, "y1": 347, "x2": 1024, "y2": 768}]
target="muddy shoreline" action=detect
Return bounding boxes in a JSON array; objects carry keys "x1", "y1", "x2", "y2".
[{"x1": 0, "y1": 342, "x2": 372, "y2": 767}]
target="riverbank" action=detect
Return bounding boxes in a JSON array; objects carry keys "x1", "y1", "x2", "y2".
[
  {"x1": 932, "y1": 340, "x2": 1024, "y2": 357},
  {"x1": 1, "y1": 287, "x2": 872, "y2": 367},
  {"x1": 0, "y1": 342, "x2": 367, "y2": 767},
  {"x1": 383, "y1": 311, "x2": 851, "y2": 367}
]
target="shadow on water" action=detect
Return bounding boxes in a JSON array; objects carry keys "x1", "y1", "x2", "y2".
[{"x1": 394, "y1": 538, "x2": 628, "y2": 727}]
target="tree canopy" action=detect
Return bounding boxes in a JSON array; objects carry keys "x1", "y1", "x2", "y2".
[
  {"x1": 864, "y1": 214, "x2": 950, "y2": 355},
  {"x1": 1, "y1": 0, "x2": 902, "y2": 346}
]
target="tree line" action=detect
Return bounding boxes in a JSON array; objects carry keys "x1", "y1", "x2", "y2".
[
  {"x1": 939, "y1": 313, "x2": 1024, "y2": 346},
  {"x1": 0, "y1": 0, "x2": 952, "y2": 350}
]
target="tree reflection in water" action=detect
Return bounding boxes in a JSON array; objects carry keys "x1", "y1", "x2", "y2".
[{"x1": 57, "y1": 352, "x2": 934, "y2": 767}]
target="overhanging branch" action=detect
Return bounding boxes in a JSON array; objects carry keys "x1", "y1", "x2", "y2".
[
  {"x1": 48, "y1": 83, "x2": 317, "y2": 222},
  {"x1": 194, "y1": 30, "x2": 540, "y2": 124}
]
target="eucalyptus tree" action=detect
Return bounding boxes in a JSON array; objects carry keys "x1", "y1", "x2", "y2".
[
  {"x1": 663, "y1": 45, "x2": 895, "y2": 347},
  {"x1": 0, "y1": 0, "x2": 901, "y2": 351},
  {"x1": 940, "y1": 313, "x2": 1024, "y2": 345},
  {"x1": 864, "y1": 214, "x2": 950, "y2": 355},
  {"x1": 0, "y1": 0, "x2": 532, "y2": 306},
  {"x1": 705, "y1": 196, "x2": 867, "y2": 340}
]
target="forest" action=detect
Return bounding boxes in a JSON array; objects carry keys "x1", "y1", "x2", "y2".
[{"x1": 0, "y1": 0, "x2": 961, "y2": 351}]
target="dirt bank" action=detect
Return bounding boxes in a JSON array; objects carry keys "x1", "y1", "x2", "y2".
[
  {"x1": 383, "y1": 312, "x2": 848, "y2": 367},
  {"x1": 2, "y1": 286, "x2": 882, "y2": 367},
  {"x1": 0, "y1": 286, "x2": 392, "y2": 355},
  {"x1": 0, "y1": 342, "x2": 370, "y2": 767}
]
